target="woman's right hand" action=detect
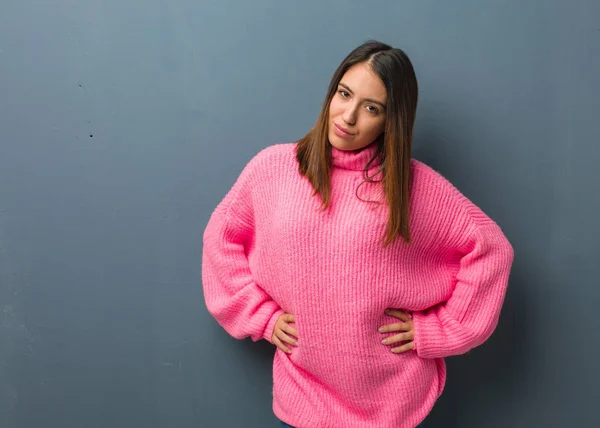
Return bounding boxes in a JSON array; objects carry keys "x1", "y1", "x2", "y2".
[{"x1": 272, "y1": 313, "x2": 298, "y2": 353}]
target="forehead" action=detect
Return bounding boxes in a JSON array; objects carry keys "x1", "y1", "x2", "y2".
[{"x1": 340, "y1": 63, "x2": 387, "y2": 102}]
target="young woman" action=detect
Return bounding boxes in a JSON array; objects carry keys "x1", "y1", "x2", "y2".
[{"x1": 202, "y1": 40, "x2": 514, "y2": 428}]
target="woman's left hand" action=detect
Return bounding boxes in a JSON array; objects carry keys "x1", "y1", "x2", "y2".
[{"x1": 379, "y1": 308, "x2": 415, "y2": 353}]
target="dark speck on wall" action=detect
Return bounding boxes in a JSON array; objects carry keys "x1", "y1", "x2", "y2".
[{"x1": 90, "y1": 134, "x2": 93, "y2": 138}]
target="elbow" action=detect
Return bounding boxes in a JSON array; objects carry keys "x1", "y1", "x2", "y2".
[
  {"x1": 202, "y1": 290, "x2": 228, "y2": 329},
  {"x1": 204, "y1": 300, "x2": 246, "y2": 340},
  {"x1": 505, "y1": 238, "x2": 515, "y2": 266},
  {"x1": 499, "y1": 231, "x2": 515, "y2": 267},
  {"x1": 203, "y1": 295, "x2": 221, "y2": 325},
  {"x1": 466, "y1": 312, "x2": 502, "y2": 352}
]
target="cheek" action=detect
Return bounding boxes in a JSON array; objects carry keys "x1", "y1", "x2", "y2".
[
  {"x1": 329, "y1": 98, "x2": 343, "y2": 119},
  {"x1": 362, "y1": 118, "x2": 385, "y2": 139}
]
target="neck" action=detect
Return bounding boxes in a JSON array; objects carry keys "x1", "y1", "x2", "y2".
[{"x1": 330, "y1": 143, "x2": 382, "y2": 171}]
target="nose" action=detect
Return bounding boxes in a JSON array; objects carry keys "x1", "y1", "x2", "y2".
[{"x1": 342, "y1": 103, "x2": 358, "y2": 125}]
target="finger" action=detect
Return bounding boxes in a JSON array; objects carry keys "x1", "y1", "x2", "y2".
[
  {"x1": 391, "y1": 341, "x2": 414, "y2": 354},
  {"x1": 274, "y1": 337, "x2": 290, "y2": 353},
  {"x1": 379, "y1": 321, "x2": 411, "y2": 333},
  {"x1": 385, "y1": 309, "x2": 410, "y2": 321},
  {"x1": 381, "y1": 331, "x2": 414, "y2": 345},
  {"x1": 282, "y1": 323, "x2": 298, "y2": 339},
  {"x1": 272, "y1": 335, "x2": 291, "y2": 353},
  {"x1": 284, "y1": 313, "x2": 295, "y2": 323},
  {"x1": 276, "y1": 330, "x2": 298, "y2": 346}
]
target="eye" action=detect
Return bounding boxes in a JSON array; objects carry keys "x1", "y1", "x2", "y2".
[
  {"x1": 338, "y1": 90, "x2": 350, "y2": 98},
  {"x1": 366, "y1": 105, "x2": 379, "y2": 114}
]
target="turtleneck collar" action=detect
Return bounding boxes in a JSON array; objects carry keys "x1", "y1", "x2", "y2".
[{"x1": 330, "y1": 143, "x2": 382, "y2": 171}]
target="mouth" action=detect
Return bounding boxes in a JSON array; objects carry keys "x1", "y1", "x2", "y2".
[{"x1": 333, "y1": 123, "x2": 354, "y2": 137}]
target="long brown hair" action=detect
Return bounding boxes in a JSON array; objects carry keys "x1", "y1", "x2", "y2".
[{"x1": 295, "y1": 40, "x2": 419, "y2": 247}]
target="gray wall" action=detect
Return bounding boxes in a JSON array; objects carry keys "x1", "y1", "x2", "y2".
[{"x1": 1, "y1": 1, "x2": 598, "y2": 427}]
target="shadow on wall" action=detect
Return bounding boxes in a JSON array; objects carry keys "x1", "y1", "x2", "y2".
[
  {"x1": 416, "y1": 129, "x2": 531, "y2": 427},
  {"x1": 423, "y1": 263, "x2": 530, "y2": 428}
]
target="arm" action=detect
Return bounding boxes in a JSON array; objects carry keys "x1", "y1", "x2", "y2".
[
  {"x1": 201, "y1": 154, "x2": 284, "y2": 344},
  {"x1": 412, "y1": 222, "x2": 514, "y2": 359}
]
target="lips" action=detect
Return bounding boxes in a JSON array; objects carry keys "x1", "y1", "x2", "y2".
[{"x1": 334, "y1": 123, "x2": 354, "y2": 137}]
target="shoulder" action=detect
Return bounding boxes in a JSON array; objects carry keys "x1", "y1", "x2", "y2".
[
  {"x1": 214, "y1": 143, "x2": 295, "y2": 218},
  {"x1": 410, "y1": 158, "x2": 455, "y2": 189},
  {"x1": 409, "y1": 158, "x2": 463, "y2": 201},
  {"x1": 249, "y1": 142, "x2": 297, "y2": 165},
  {"x1": 230, "y1": 142, "x2": 298, "y2": 193},
  {"x1": 409, "y1": 158, "x2": 497, "y2": 229},
  {"x1": 241, "y1": 142, "x2": 297, "y2": 176}
]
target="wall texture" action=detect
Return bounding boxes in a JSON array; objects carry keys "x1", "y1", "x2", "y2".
[{"x1": 1, "y1": 1, "x2": 598, "y2": 427}]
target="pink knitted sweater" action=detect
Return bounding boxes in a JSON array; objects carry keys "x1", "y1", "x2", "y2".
[{"x1": 202, "y1": 142, "x2": 514, "y2": 428}]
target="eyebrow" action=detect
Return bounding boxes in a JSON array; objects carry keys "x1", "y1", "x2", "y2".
[{"x1": 338, "y1": 83, "x2": 386, "y2": 109}]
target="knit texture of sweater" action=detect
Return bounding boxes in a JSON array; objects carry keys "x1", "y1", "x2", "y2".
[{"x1": 202, "y1": 142, "x2": 514, "y2": 428}]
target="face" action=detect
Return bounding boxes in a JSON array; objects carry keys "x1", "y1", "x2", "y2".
[{"x1": 328, "y1": 62, "x2": 387, "y2": 151}]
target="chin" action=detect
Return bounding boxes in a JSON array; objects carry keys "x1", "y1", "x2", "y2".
[
  {"x1": 329, "y1": 135, "x2": 353, "y2": 151},
  {"x1": 331, "y1": 140, "x2": 366, "y2": 152}
]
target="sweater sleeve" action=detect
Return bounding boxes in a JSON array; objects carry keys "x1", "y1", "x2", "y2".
[
  {"x1": 201, "y1": 152, "x2": 284, "y2": 344},
  {"x1": 412, "y1": 222, "x2": 514, "y2": 359}
]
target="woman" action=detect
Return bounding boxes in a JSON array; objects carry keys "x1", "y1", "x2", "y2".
[{"x1": 202, "y1": 40, "x2": 514, "y2": 428}]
